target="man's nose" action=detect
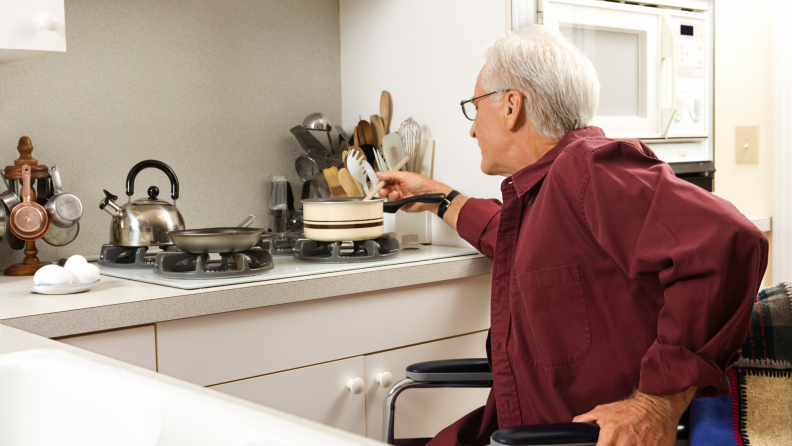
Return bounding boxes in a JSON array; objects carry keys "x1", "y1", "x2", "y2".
[{"x1": 470, "y1": 120, "x2": 477, "y2": 138}]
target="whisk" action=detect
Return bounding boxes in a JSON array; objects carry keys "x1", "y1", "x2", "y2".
[{"x1": 398, "y1": 117, "x2": 421, "y2": 173}]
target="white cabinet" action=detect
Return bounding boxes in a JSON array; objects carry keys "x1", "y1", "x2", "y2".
[
  {"x1": 211, "y1": 357, "x2": 367, "y2": 436},
  {"x1": 0, "y1": 0, "x2": 66, "y2": 64},
  {"x1": 364, "y1": 331, "x2": 490, "y2": 441},
  {"x1": 56, "y1": 325, "x2": 157, "y2": 371}
]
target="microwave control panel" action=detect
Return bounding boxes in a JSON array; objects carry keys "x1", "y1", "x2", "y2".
[{"x1": 669, "y1": 14, "x2": 709, "y2": 137}]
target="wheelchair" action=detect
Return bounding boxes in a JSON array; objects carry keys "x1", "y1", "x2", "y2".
[{"x1": 383, "y1": 358, "x2": 690, "y2": 446}]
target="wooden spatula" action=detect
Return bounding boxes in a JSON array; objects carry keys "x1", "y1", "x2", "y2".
[
  {"x1": 380, "y1": 91, "x2": 392, "y2": 134},
  {"x1": 371, "y1": 114, "x2": 385, "y2": 147},
  {"x1": 323, "y1": 167, "x2": 347, "y2": 197},
  {"x1": 338, "y1": 168, "x2": 362, "y2": 197}
]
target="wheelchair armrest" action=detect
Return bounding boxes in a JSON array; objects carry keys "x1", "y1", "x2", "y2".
[
  {"x1": 490, "y1": 408, "x2": 690, "y2": 446},
  {"x1": 405, "y1": 358, "x2": 492, "y2": 383},
  {"x1": 490, "y1": 422, "x2": 600, "y2": 446}
]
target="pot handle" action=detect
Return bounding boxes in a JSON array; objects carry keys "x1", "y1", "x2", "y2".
[
  {"x1": 383, "y1": 193, "x2": 445, "y2": 214},
  {"x1": 126, "y1": 160, "x2": 180, "y2": 200}
]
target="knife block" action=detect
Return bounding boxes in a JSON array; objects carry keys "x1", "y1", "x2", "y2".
[{"x1": 4, "y1": 136, "x2": 52, "y2": 276}]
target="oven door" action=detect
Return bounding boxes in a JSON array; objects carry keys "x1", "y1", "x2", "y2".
[{"x1": 544, "y1": 0, "x2": 674, "y2": 139}]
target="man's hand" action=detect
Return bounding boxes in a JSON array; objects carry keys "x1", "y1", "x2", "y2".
[
  {"x1": 572, "y1": 388, "x2": 696, "y2": 446},
  {"x1": 376, "y1": 170, "x2": 451, "y2": 212}
]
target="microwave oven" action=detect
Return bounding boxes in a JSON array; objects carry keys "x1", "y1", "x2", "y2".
[{"x1": 509, "y1": 0, "x2": 715, "y2": 173}]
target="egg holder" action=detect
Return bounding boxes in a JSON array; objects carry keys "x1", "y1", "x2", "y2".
[
  {"x1": 28, "y1": 280, "x2": 100, "y2": 295},
  {"x1": 4, "y1": 137, "x2": 57, "y2": 276}
]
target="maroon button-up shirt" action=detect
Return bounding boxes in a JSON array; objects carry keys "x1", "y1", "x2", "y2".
[{"x1": 430, "y1": 127, "x2": 768, "y2": 446}]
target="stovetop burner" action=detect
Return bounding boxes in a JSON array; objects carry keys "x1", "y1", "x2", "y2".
[
  {"x1": 258, "y1": 232, "x2": 301, "y2": 256},
  {"x1": 153, "y1": 249, "x2": 274, "y2": 279},
  {"x1": 293, "y1": 235, "x2": 399, "y2": 263},
  {"x1": 98, "y1": 244, "x2": 180, "y2": 269}
]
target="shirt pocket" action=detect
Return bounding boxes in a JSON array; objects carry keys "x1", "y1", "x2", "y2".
[{"x1": 511, "y1": 264, "x2": 592, "y2": 367}]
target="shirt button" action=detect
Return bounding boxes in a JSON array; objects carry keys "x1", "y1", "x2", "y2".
[
  {"x1": 526, "y1": 200, "x2": 533, "y2": 206},
  {"x1": 497, "y1": 343, "x2": 503, "y2": 352}
]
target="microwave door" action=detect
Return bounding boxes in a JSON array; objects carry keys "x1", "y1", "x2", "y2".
[{"x1": 546, "y1": 0, "x2": 663, "y2": 139}]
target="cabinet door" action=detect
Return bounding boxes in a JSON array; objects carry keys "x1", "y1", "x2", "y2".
[
  {"x1": 211, "y1": 357, "x2": 367, "y2": 436},
  {"x1": 0, "y1": 0, "x2": 66, "y2": 64},
  {"x1": 364, "y1": 331, "x2": 490, "y2": 441},
  {"x1": 56, "y1": 325, "x2": 157, "y2": 371}
]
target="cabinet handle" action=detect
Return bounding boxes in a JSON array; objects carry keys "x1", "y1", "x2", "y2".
[
  {"x1": 346, "y1": 377, "x2": 364, "y2": 395},
  {"x1": 41, "y1": 13, "x2": 58, "y2": 31},
  {"x1": 376, "y1": 371, "x2": 394, "y2": 388}
]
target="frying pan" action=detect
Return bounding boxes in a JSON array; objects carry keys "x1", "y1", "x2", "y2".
[
  {"x1": 167, "y1": 227, "x2": 267, "y2": 254},
  {"x1": 302, "y1": 194, "x2": 445, "y2": 242}
]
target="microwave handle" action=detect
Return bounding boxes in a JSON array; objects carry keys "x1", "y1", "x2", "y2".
[{"x1": 660, "y1": 16, "x2": 677, "y2": 138}]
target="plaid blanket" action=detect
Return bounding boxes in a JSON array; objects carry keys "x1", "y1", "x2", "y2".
[{"x1": 691, "y1": 283, "x2": 792, "y2": 446}]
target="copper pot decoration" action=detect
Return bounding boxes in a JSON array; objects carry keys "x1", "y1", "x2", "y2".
[{"x1": 9, "y1": 164, "x2": 49, "y2": 241}]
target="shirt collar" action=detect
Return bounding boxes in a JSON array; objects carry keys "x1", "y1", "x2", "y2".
[{"x1": 504, "y1": 126, "x2": 607, "y2": 197}]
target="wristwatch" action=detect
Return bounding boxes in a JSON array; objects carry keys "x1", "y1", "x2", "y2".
[{"x1": 437, "y1": 190, "x2": 461, "y2": 220}]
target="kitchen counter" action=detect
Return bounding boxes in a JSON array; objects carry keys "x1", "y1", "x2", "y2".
[{"x1": 0, "y1": 253, "x2": 492, "y2": 338}]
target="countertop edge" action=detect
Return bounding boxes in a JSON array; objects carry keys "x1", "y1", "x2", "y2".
[{"x1": 1, "y1": 255, "x2": 493, "y2": 338}]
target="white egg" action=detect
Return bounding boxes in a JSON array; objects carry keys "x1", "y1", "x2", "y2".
[
  {"x1": 34, "y1": 265, "x2": 73, "y2": 285},
  {"x1": 71, "y1": 263, "x2": 100, "y2": 284},
  {"x1": 63, "y1": 255, "x2": 88, "y2": 273}
]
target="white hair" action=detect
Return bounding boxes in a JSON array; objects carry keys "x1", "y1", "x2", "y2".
[{"x1": 480, "y1": 25, "x2": 600, "y2": 140}]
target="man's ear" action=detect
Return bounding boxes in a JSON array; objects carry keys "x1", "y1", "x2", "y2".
[{"x1": 503, "y1": 90, "x2": 524, "y2": 131}]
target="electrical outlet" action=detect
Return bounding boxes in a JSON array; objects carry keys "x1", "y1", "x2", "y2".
[{"x1": 736, "y1": 125, "x2": 760, "y2": 164}]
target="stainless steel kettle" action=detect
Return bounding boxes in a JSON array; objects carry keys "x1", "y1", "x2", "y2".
[{"x1": 99, "y1": 160, "x2": 185, "y2": 247}]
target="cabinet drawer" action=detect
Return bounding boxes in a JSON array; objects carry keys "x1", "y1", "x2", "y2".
[
  {"x1": 364, "y1": 332, "x2": 490, "y2": 440},
  {"x1": 211, "y1": 357, "x2": 366, "y2": 436},
  {"x1": 157, "y1": 275, "x2": 491, "y2": 386},
  {"x1": 56, "y1": 325, "x2": 157, "y2": 371},
  {"x1": 0, "y1": 0, "x2": 66, "y2": 63}
]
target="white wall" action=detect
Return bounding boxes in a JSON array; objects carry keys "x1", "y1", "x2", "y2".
[
  {"x1": 339, "y1": 0, "x2": 507, "y2": 246},
  {"x1": 711, "y1": 0, "x2": 775, "y2": 283}
]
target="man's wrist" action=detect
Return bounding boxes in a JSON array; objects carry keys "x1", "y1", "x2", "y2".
[{"x1": 634, "y1": 387, "x2": 696, "y2": 418}]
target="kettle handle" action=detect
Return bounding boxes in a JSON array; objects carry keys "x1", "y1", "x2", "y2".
[{"x1": 126, "y1": 160, "x2": 180, "y2": 200}]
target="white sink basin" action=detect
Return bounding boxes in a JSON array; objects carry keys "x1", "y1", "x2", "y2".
[{"x1": 0, "y1": 349, "x2": 373, "y2": 446}]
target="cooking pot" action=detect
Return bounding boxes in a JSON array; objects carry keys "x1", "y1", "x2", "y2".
[
  {"x1": 302, "y1": 193, "x2": 445, "y2": 242},
  {"x1": 99, "y1": 160, "x2": 185, "y2": 247}
]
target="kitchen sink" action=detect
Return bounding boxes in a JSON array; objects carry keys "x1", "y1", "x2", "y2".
[{"x1": 0, "y1": 349, "x2": 375, "y2": 446}]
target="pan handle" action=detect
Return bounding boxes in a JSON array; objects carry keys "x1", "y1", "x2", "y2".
[{"x1": 383, "y1": 193, "x2": 445, "y2": 214}]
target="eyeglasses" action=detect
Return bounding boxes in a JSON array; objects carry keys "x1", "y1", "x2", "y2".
[{"x1": 460, "y1": 91, "x2": 499, "y2": 121}]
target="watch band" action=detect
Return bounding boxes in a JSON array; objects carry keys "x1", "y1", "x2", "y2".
[{"x1": 437, "y1": 190, "x2": 461, "y2": 220}]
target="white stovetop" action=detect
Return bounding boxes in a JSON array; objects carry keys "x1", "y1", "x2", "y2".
[{"x1": 98, "y1": 245, "x2": 479, "y2": 290}]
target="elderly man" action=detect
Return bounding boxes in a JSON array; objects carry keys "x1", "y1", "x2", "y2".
[{"x1": 377, "y1": 26, "x2": 768, "y2": 446}]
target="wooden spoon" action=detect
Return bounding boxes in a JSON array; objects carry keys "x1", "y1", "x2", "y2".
[
  {"x1": 370, "y1": 114, "x2": 385, "y2": 147},
  {"x1": 380, "y1": 91, "x2": 392, "y2": 134},
  {"x1": 338, "y1": 168, "x2": 362, "y2": 197},
  {"x1": 363, "y1": 156, "x2": 410, "y2": 201},
  {"x1": 357, "y1": 120, "x2": 374, "y2": 146}
]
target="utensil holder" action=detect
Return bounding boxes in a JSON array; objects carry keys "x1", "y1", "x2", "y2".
[{"x1": 394, "y1": 211, "x2": 432, "y2": 245}]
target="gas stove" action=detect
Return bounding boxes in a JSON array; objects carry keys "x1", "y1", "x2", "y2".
[
  {"x1": 153, "y1": 248, "x2": 274, "y2": 279},
  {"x1": 293, "y1": 235, "x2": 399, "y2": 263}
]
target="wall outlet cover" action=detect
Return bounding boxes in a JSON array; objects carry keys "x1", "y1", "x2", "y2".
[{"x1": 736, "y1": 125, "x2": 760, "y2": 164}]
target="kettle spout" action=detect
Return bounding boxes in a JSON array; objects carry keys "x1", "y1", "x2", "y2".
[{"x1": 99, "y1": 189, "x2": 121, "y2": 216}]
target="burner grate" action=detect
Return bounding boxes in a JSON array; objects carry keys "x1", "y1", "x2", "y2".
[
  {"x1": 99, "y1": 244, "x2": 180, "y2": 269},
  {"x1": 293, "y1": 235, "x2": 399, "y2": 263},
  {"x1": 153, "y1": 249, "x2": 274, "y2": 279}
]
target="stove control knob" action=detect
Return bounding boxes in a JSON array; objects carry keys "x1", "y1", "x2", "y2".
[
  {"x1": 346, "y1": 377, "x2": 364, "y2": 395},
  {"x1": 376, "y1": 372, "x2": 394, "y2": 388}
]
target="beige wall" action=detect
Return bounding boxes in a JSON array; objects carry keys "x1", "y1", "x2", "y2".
[
  {"x1": 712, "y1": 0, "x2": 774, "y2": 283},
  {"x1": 0, "y1": 0, "x2": 341, "y2": 269}
]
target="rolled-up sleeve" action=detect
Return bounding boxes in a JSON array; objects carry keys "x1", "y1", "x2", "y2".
[
  {"x1": 580, "y1": 141, "x2": 768, "y2": 397},
  {"x1": 457, "y1": 198, "x2": 502, "y2": 260}
]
